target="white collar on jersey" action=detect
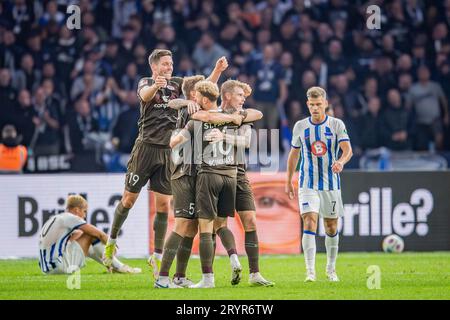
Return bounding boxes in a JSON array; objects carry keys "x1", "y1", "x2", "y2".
[{"x1": 308, "y1": 115, "x2": 328, "y2": 126}]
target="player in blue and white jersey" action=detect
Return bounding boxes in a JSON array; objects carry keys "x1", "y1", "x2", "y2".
[
  {"x1": 285, "y1": 87, "x2": 353, "y2": 282},
  {"x1": 38, "y1": 195, "x2": 141, "y2": 275}
]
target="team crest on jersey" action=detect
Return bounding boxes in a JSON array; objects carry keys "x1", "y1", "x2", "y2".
[{"x1": 311, "y1": 140, "x2": 327, "y2": 157}]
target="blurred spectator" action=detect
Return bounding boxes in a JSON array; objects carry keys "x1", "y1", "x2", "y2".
[
  {"x1": 39, "y1": 0, "x2": 64, "y2": 27},
  {"x1": 316, "y1": 23, "x2": 334, "y2": 57},
  {"x1": 326, "y1": 38, "x2": 349, "y2": 76},
  {"x1": 192, "y1": 32, "x2": 229, "y2": 75},
  {"x1": 280, "y1": 51, "x2": 295, "y2": 100},
  {"x1": 298, "y1": 69, "x2": 317, "y2": 103},
  {"x1": 111, "y1": 92, "x2": 139, "y2": 154},
  {"x1": 287, "y1": 100, "x2": 306, "y2": 131},
  {"x1": 0, "y1": 28, "x2": 20, "y2": 70},
  {"x1": 30, "y1": 87, "x2": 60, "y2": 155},
  {"x1": 9, "y1": 0, "x2": 36, "y2": 39},
  {"x1": 356, "y1": 76, "x2": 378, "y2": 115},
  {"x1": 156, "y1": 24, "x2": 187, "y2": 68},
  {"x1": 177, "y1": 55, "x2": 196, "y2": 78},
  {"x1": 371, "y1": 55, "x2": 396, "y2": 96},
  {"x1": 398, "y1": 73, "x2": 413, "y2": 102},
  {"x1": 359, "y1": 97, "x2": 382, "y2": 151},
  {"x1": 381, "y1": 34, "x2": 401, "y2": 62},
  {"x1": 66, "y1": 98, "x2": 99, "y2": 155},
  {"x1": 329, "y1": 73, "x2": 359, "y2": 119},
  {"x1": 71, "y1": 60, "x2": 105, "y2": 101},
  {"x1": 121, "y1": 62, "x2": 139, "y2": 91},
  {"x1": 0, "y1": 68, "x2": 17, "y2": 131},
  {"x1": 133, "y1": 43, "x2": 149, "y2": 77},
  {"x1": 13, "y1": 53, "x2": 41, "y2": 92},
  {"x1": 248, "y1": 44, "x2": 287, "y2": 132},
  {"x1": 407, "y1": 65, "x2": 449, "y2": 150},
  {"x1": 0, "y1": 124, "x2": 27, "y2": 173},
  {"x1": 41, "y1": 62, "x2": 66, "y2": 101},
  {"x1": 112, "y1": 0, "x2": 138, "y2": 38},
  {"x1": 53, "y1": 27, "x2": 77, "y2": 88},
  {"x1": 93, "y1": 77, "x2": 126, "y2": 132},
  {"x1": 380, "y1": 89, "x2": 412, "y2": 151},
  {"x1": 13, "y1": 89, "x2": 36, "y2": 146}
]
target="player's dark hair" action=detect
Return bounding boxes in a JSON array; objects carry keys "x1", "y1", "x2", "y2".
[{"x1": 148, "y1": 49, "x2": 172, "y2": 65}]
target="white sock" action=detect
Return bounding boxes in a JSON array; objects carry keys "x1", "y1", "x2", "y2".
[
  {"x1": 89, "y1": 241, "x2": 123, "y2": 269},
  {"x1": 302, "y1": 231, "x2": 316, "y2": 273},
  {"x1": 107, "y1": 237, "x2": 116, "y2": 245},
  {"x1": 325, "y1": 232, "x2": 339, "y2": 271},
  {"x1": 230, "y1": 254, "x2": 240, "y2": 267},
  {"x1": 158, "y1": 275, "x2": 169, "y2": 283},
  {"x1": 202, "y1": 273, "x2": 214, "y2": 282},
  {"x1": 153, "y1": 252, "x2": 162, "y2": 261}
]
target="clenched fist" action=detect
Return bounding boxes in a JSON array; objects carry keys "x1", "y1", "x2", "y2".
[
  {"x1": 215, "y1": 56, "x2": 229, "y2": 72},
  {"x1": 154, "y1": 76, "x2": 167, "y2": 89}
]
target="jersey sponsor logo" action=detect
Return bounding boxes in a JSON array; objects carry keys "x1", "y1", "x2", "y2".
[
  {"x1": 153, "y1": 103, "x2": 169, "y2": 109},
  {"x1": 311, "y1": 140, "x2": 327, "y2": 157}
]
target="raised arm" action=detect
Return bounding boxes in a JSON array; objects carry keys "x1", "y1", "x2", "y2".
[{"x1": 206, "y1": 56, "x2": 228, "y2": 83}]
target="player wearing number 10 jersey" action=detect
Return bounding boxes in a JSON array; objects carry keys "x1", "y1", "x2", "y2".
[{"x1": 286, "y1": 86, "x2": 353, "y2": 283}]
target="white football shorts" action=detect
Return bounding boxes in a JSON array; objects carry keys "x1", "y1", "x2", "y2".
[
  {"x1": 49, "y1": 241, "x2": 86, "y2": 274},
  {"x1": 298, "y1": 188, "x2": 344, "y2": 219}
]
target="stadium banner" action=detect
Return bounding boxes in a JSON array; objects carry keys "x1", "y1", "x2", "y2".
[
  {"x1": 318, "y1": 171, "x2": 450, "y2": 252},
  {"x1": 150, "y1": 171, "x2": 450, "y2": 254},
  {"x1": 0, "y1": 174, "x2": 148, "y2": 258}
]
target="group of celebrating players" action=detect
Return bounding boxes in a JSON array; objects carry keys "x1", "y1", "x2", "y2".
[{"x1": 38, "y1": 47, "x2": 353, "y2": 289}]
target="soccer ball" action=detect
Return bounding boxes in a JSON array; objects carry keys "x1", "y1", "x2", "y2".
[{"x1": 382, "y1": 234, "x2": 404, "y2": 253}]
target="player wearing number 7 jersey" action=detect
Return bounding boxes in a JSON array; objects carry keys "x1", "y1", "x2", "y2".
[{"x1": 285, "y1": 86, "x2": 353, "y2": 283}]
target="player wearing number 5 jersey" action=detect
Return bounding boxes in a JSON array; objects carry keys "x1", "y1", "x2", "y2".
[{"x1": 285, "y1": 86, "x2": 353, "y2": 283}]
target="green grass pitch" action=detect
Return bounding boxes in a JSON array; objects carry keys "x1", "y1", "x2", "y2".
[{"x1": 1, "y1": 252, "x2": 449, "y2": 300}]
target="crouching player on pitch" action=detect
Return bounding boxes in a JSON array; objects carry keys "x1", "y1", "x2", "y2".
[
  {"x1": 38, "y1": 195, "x2": 141, "y2": 275},
  {"x1": 285, "y1": 87, "x2": 353, "y2": 282}
]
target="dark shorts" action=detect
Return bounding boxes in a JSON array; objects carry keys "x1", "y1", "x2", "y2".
[
  {"x1": 171, "y1": 175, "x2": 196, "y2": 219},
  {"x1": 195, "y1": 172, "x2": 236, "y2": 220},
  {"x1": 125, "y1": 140, "x2": 173, "y2": 195},
  {"x1": 236, "y1": 172, "x2": 256, "y2": 212}
]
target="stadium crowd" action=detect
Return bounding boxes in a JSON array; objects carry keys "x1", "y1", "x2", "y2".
[{"x1": 0, "y1": 0, "x2": 449, "y2": 172}]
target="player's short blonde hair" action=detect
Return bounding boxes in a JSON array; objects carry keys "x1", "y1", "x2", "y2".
[
  {"x1": 66, "y1": 195, "x2": 87, "y2": 211},
  {"x1": 306, "y1": 86, "x2": 327, "y2": 100},
  {"x1": 194, "y1": 80, "x2": 220, "y2": 102},
  {"x1": 182, "y1": 75, "x2": 205, "y2": 98},
  {"x1": 220, "y1": 79, "x2": 252, "y2": 99}
]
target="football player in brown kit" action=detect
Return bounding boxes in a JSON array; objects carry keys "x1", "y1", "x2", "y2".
[
  {"x1": 169, "y1": 80, "x2": 243, "y2": 288},
  {"x1": 206, "y1": 79, "x2": 274, "y2": 286},
  {"x1": 155, "y1": 76, "x2": 262, "y2": 288}
]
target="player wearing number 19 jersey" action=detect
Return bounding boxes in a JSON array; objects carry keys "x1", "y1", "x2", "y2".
[{"x1": 286, "y1": 86, "x2": 353, "y2": 283}]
